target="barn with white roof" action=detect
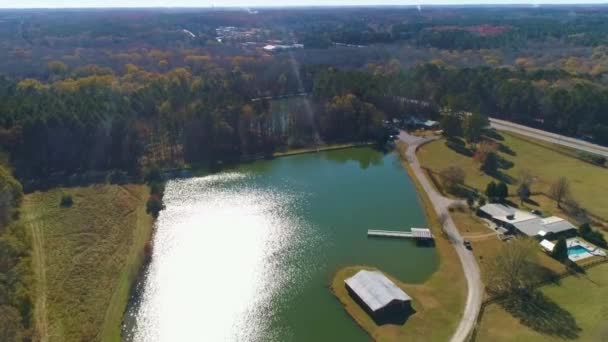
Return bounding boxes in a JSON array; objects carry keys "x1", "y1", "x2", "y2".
[{"x1": 344, "y1": 270, "x2": 412, "y2": 323}]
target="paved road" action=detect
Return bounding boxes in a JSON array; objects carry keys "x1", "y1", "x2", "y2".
[
  {"x1": 490, "y1": 118, "x2": 608, "y2": 158},
  {"x1": 398, "y1": 131, "x2": 482, "y2": 342}
]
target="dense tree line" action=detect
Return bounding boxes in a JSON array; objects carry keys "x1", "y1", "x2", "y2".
[
  {"x1": 312, "y1": 64, "x2": 608, "y2": 145},
  {"x1": 2, "y1": 61, "x2": 607, "y2": 185},
  {"x1": 0, "y1": 164, "x2": 32, "y2": 340},
  {"x1": 0, "y1": 64, "x2": 392, "y2": 183}
]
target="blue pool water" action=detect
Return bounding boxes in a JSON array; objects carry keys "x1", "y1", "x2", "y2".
[{"x1": 568, "y1": 245, "x2": 590, "y2": 256}]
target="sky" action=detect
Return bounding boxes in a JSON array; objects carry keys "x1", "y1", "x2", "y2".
[{"x1": 2, "y1": 0, "x2": 608, "y2": 9}]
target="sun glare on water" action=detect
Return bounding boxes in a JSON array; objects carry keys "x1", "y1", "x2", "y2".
[{"x1": 130, "y1": 172, "x2": 303, "y2": 341}]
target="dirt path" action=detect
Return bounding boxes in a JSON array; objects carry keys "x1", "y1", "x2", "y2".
[
  {"x1": 25, "y1": 205, "x2": 50, "y2": 342},
  {"x1": 399, "y1": 130, "x2": 482, "y2": 342},
  {"x1": 462, "y1": 232, "x2": 499, "y2": 241}
]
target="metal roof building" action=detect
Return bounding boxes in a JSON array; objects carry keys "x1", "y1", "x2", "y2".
[
  {"x1": 344, "y1": 270, "x2": 411, "y2": 317},
  {"x1": 479, "y1": 204, "x2": 576, "y2": 237}
]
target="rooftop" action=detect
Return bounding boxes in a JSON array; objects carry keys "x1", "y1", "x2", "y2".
[
  {"x1": 344, "y1": 270, "x2": 411, "y2": 312},
  {"x1": 479, "y1": 203, "x2": 537, "y2": 223},
  {"x1": 411, "y1": 227, "x2": 433, "y2": 239},
  {"x1": 480, "y1": 204, "x2": 576, "y2": 237}
]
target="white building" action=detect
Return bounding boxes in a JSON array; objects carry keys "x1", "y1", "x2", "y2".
[{"x1": 478, "y1": 203, "x2": 576, "y2": 238}]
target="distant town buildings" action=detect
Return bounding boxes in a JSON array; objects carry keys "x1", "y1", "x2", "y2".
[
  {"x1": 215, "y1": 26, "x2": 303, "y2": 53},
  {"x1": 215, "y1": 26, "x2": 263, "y2": 43},
  {"x1": 263, "y1": 44, "x2": 304, "y2": 52}
]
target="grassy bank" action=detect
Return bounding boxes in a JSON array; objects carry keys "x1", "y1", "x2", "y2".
[
  {"x1": 476, "y1": 263, "x2": 608, "y2": 341},
  {"x1": 24, "y1": 184, "x2": 153, "y2": 342},
  {"x1": 272, "y1": 142, "x2": 374, "y2": 158},
  {"x1": 331, "y1": 142, "x2": 466, "y2": 341},
  {"x1": 417, "y1": 132, "x2": 608, "y2": 219}
]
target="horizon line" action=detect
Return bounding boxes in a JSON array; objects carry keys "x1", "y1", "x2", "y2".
[{"x1": 2, "y1": 3, "x2": 608, "y2": 9}]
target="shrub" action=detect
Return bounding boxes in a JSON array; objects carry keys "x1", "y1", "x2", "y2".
[
  {"x1": 146, "y1": 195, "x2": 164, "y2": 218},
  {"x1": 144, "y1": 240, "x2": 153, "y2": 262},
  {"x1": 579, "y1": 223, "x2": 608, "y2": 248},
  {"x1": 60, "y1": 194, "x2": 73, "y2": 208},
  {"x1": 144, "y1": 164, "x2": 162, "y2": 185},
  {"x1": 578, "y1": 152, "x2": 606, "y2": 166},
  {"x1": 149, "y1": 181, "x2": 165, "y2": 196}
]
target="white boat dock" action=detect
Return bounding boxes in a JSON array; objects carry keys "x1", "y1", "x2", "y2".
[{"x1": 367, "y1": 228, "x2": 433, "y2": 239}]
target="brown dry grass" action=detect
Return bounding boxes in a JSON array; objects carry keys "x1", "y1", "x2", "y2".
[{"x1": 24, "y1": 184, "x2": 153, "y2": 342}]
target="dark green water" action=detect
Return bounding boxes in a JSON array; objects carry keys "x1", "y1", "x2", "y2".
[{"x1": 124, "y1": 147, "x2": 438, "y2": 341}]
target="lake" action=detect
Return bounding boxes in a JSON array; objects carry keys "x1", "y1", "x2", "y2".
[{"x1": 123, "y1": 147, "x2": 438, "y2": 341}]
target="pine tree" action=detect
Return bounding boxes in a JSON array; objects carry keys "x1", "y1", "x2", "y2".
[
  {"x1": 552, "y1": 238, "x2": 568, "y2": 262},
  {"x1": 485, "y1": 181, "x2": 497, "y2": 201}
]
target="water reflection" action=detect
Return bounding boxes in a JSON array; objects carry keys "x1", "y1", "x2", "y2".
[
  {"x1": 322, "y1": 147, "x2": 384, "y2": 169},
  {"x1": 126, "y1": 173, "x2": 305, "y2": 341}
]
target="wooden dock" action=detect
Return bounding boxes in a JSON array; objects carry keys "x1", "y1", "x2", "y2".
[{"x1": 367, "y1": 228, "x2": 433, "y2": 239}]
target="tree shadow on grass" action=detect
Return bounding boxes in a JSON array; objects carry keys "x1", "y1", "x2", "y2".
[
  {"x1": 484, "y1": 130, "x2": 505, "y2": 141},
  {"x1": 486, "y1": 170, "x2": 516, "y2": 185},
  {"x1": 497, "y1": 155, "x2": 514, "y2": 170},
  {"x1": 501, "y1": 291, "x2": 582, "y2": 339},
  {"x1": 523, "y1": 197, "x2": 540, "y2": 206},
  {"x1": 497, "y1": 142, "x2": 517, "y2": 156},
  {"x1": 445, "y1": 138, "x2": 474, "y2": 157}
]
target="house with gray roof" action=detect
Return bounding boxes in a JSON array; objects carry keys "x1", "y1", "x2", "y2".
[{"x1": 478, "y1": 203, "x2": 576, "y2": 238}]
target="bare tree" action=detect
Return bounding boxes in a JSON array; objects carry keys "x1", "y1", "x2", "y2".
[
  {"x1": 485, "y1": 238, "x2": 541, "y2": 296},
  {"x1": 549, "y1": 177, "x2": 571, "y2": 208},
  {"x1": 439, "y1": 166, "x2": 466, "y2": 194},
  {"x1": 518, "y1": 168, "x2": 535, "y2": 188},
  {"x1": 516, "y1": 169, "x2": 534, "y2": 204}
]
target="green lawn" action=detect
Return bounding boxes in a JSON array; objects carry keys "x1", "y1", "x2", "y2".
[
  {"x1": 24, "y1": 184, "x2": 153, "y2": 342},
  {"x1": 476, "y1": 263, "x2": 608, "y2": 341},
  {"x1": 417, "y1": 132, "x2": 608, "y2": 219}
]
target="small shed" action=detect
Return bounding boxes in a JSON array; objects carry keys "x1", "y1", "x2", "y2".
[
  {"x1": 345, "y1": 270, "x2": 412, "y2": 324},
  {"x1": 411, "y1": 227, "x2": 433, "y2": 239},
  {"x1": 540, "y1": 239, "x2": 555, "y2": 253}
]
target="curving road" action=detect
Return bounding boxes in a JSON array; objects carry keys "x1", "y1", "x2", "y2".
[
  {"x1": 398, "y1": 131, "x2": 482, "y2": 342},
  {"x1": 490, "y1": 118, "x2": 608, "y2": 158}
]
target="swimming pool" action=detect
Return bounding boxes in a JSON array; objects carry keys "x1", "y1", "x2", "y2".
[{"x1": 568, "y1": 245, "x2": 590, "y2": 257}]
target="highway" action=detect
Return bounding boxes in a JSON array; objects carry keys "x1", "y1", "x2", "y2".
[{"x1": 490, "y1": 118, "x2": 608, "y2": 158}]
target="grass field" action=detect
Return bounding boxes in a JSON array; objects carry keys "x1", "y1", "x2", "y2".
[
  {"x1": 330, "y1": 142, "x2": 467, "y2": 341},
  {"x1": 417, "y1": 131, "x2": 608, "y2": 219},
  {"x1": 24, "y1": 184, "x2": 153, "y2": 342},
  {"x1": 476, "y1": 263, "x2": 608, "y2": 342}
]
